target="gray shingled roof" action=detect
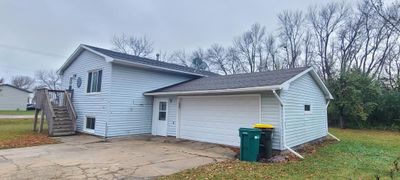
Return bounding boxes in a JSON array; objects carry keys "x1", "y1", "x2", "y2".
[
  {"x1": 147, "y1": 67, "x2": 310, "y2": 93},
  {"x1": 84, "y1": 45, "x2": 217, "y2": 76}
]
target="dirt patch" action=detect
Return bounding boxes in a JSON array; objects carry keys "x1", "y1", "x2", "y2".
[
  {"x1": 259, "y1": 138, "x2": 338, "y2": 163},
  {"x1": 0, "y1": 133, "x2": 58, "y2": 149}
]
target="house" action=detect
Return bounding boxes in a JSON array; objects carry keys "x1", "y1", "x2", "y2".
[
  {"x1": 0, "y1": 84, "x2": 32, "y2": 110},
  {"x1": 58, "y1": 44, "x2": 333, "y2": 153}
]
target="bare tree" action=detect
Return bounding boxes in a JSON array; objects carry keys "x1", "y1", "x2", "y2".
[
  {"x1": 278, "y1": 10, "x2": 304, "y2": 68},
  {"x1": 263, "y1": 34, "x2": 280, "y2": 70},
  {"x1": 303, "y1": 30, "x2": 315, "y2": 66},
  {"x1": 11, "y1": 76, "x2": 35, "y2": 90},
  {"x1": 112, "y1": 34, "x2": 154, "y2": 57},
  {"x1": 234, "y1": 23, "x2": 266, "y2": 73},
  {"x1": 168, "y1": 50, "x2": 190, "y2": 67},
  {"x1": 368, "y1": 0, "x2": 400, "y2": 34},
  {"x1": 225, "y1": 47, "x2": 246, "y2": 74},
  {"x1": 205, "y1": 44, "x2": 230, "y2": 75},
  {"x1": 35, "y1": 70, "x2": 61, "y2": 90},
  {"x1": 308, "y1": 2, "x2": 350, "y2": 80}
]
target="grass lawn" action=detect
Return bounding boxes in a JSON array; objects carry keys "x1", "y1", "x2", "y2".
[
  {"x1": 0, "y1": 118, "x2": 57, "y2": 149},
  {"x1": 0, "y1": 110, "x2": 35, "y2": 115},
  {"x1": 163, "y1": 128, "x2": 400, "y2": 179}
]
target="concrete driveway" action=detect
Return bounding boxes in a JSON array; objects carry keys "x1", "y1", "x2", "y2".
[{"x1": 0, "y1": 135, "x2": 236, "y2": 179}]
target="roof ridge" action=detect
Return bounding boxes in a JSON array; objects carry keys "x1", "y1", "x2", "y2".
[
  {"x1": 196, "y1": 66, "x2": 311, "y2": 78},
  {"x1": 82, "y1": 44, "x2": 218, "y2": 76}
]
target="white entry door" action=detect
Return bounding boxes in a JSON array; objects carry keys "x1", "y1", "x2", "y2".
[{"x1": 152, "y1": 98, "x2": 168, "y2": 136}]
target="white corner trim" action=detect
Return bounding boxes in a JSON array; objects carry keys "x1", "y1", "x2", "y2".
[
  {"x1": 272, "y1": 90, "x2": 305, "y2": 159},
  {"x1": 326, "y1": 100, "x2": 331, "y2": 109},
  {"x1": 328, "y1": 132, "x2": 340, "y2": 141},
  {"x1": 145, "y1": 85, "x2": 282, "y2": 96}
]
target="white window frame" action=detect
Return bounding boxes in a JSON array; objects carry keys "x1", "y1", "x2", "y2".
[
  {"x1": 86, "y1": 69, "x2": 102, "y2": 94},
  {"x1": 84, "y1": 116, "x2": 96, "y2": 133}
]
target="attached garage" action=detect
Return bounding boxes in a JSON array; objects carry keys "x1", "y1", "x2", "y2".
[
  {"x1": 146, "y1": 67, "x2": 334, "y2": 157},
  {"x1": 177, "y1": 95, "x2": 260, "y2": 146}
]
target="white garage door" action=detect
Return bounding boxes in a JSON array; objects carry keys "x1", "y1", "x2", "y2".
[{"x1": 178, "y1": 95, "x2": 260, "y2": 146}]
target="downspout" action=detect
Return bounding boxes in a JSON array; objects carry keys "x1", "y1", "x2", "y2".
[
  {"x1": 326, "y1": 100, "x2": 340, "y2": 141},
  {"x1": 272, "y1": 90, "x2": 304, "y2": 159}
]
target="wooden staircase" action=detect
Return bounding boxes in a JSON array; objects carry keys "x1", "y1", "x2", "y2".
[
  {"x1": 52, "y1": 106, "x2": 75, "y2": 136},
  {"x1": 33, "y1": 89, "x2": 77, "y2": 136}
]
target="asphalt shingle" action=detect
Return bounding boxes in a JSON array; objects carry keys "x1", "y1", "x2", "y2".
[
  {"x1": 84, "y1": 45, "x2": 217, "y2": 77},
  {"x1": 148, "y1": 67, "x2": 310, "y2": 93}
]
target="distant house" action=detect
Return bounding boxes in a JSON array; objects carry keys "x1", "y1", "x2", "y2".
[
  {"x1": 0, "y1": 84, "x2": 32, "y2": 111},
  {"x1": 57, "y1": 44, "x2": 333, "y2": 152}
]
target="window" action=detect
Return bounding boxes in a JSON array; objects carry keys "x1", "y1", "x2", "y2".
[
  {"x1": 304, "y1": 105, "x2": 311, "y2": 113},
  {"x1": 86, "y1": 117, "x2": 96, "y2": 130},
  {"x1": 87, "y1": 70, "x2": 102, "y2": 93},
  {"x1": 158, "y1": 102, "x2": 167, "y2": 121}
]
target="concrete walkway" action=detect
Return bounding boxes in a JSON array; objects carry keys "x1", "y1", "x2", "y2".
[
  {"x1": 0, "y1": 135, "x2": 235, "y2": 179},
  {"x1": 0, "y1": 115, "x2": 34, "y2": 119}
]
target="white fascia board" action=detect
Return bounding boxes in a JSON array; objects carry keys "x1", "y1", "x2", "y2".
[
  {"x1": 144, "y1": 85, "x2": 282, "y2": 96},
  {"x1": 280, "y1": 67, "x2": 313, "y2": 88},
  {"x1": 112, "y1": 59, "x2": 207, "y2": 77},
  {"x1": 309, "y1": 70, "x2": 334, "y2": 99},
  {"x1": 281, "y1": 67, "x2": 334, "y2": 100},
  {"x1": 58, "y1": 44, "x2": 114, "y2": 75}
]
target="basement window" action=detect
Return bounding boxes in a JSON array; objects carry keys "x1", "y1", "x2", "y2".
[{"x1": 86, "y1": 117, "x2": 96, "y2": 130}]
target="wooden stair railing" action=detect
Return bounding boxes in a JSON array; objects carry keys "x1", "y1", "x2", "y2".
[
  {"x1": 33, "y1": 89, "x2": 76, "y2": 136},
  {"x1": 64, "y1": 91, "x2": 77, "y2": 132}
]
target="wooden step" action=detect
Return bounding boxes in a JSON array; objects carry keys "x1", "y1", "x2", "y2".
[
  {"x1": 54, "y1": 116, "x2": 70, "y2": 120},
  {"x1": 53, "y1": 124, "x2": 73, "y2": 129},
  {"x1": 53, "y1": 120, "x2": 72, "y2": 125},
  {"x1": 52, "y1": 131, "x2": 75, "y2": 136},
  {"x1": 53, "y1": 127, "x2": 73, "y2": 132}
]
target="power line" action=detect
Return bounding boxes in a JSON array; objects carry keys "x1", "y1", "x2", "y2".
[{"x1": 0, "y1": 44, "x2": 67, "y2": 58}]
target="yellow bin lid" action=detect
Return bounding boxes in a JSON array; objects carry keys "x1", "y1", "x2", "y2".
[{"x1": 254, "y1": 123, "x2": 274, "y2": 129}]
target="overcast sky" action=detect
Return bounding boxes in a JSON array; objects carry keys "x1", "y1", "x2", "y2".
[{"x1": 0, "y1": 0, "x2": 344, "y2": 82}]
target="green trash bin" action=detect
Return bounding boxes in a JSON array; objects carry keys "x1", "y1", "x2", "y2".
[{"x1": 239, "y1": 128, "x2": 261, "y2": 162}]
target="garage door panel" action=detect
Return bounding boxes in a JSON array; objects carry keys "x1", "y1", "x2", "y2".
[{"x1": 179, "y1": 95, "x2": 260, "y2": 146}]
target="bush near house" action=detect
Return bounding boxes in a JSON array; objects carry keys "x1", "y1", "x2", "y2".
[
  {"x1": 328, "y1": 70, "x2": 400, "y2": 130},
  {"x1": 162, "y1": 128, "x2": 400, "y2": 179}
]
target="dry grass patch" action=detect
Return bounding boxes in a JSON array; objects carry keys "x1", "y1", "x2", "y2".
[{"x1": 0, "y1": 118, "x2": 58, "y2": 149}]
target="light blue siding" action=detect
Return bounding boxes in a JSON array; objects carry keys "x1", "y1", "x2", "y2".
[
  {"x1": 107, "y1": 64, "x2": 191, "y2": 136},
  {"x1": 281, "y1": 73, "x2": 328, "y2": 148},
  {"x1": 61, "y1": 50, "x2": 112, "y2": 136},
  {"x1": 261, "y1": 92, "x2": 282, "y2": 150},
  {"x1": 166, "y1": 97, "x2": 178, "y2": 136}
]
